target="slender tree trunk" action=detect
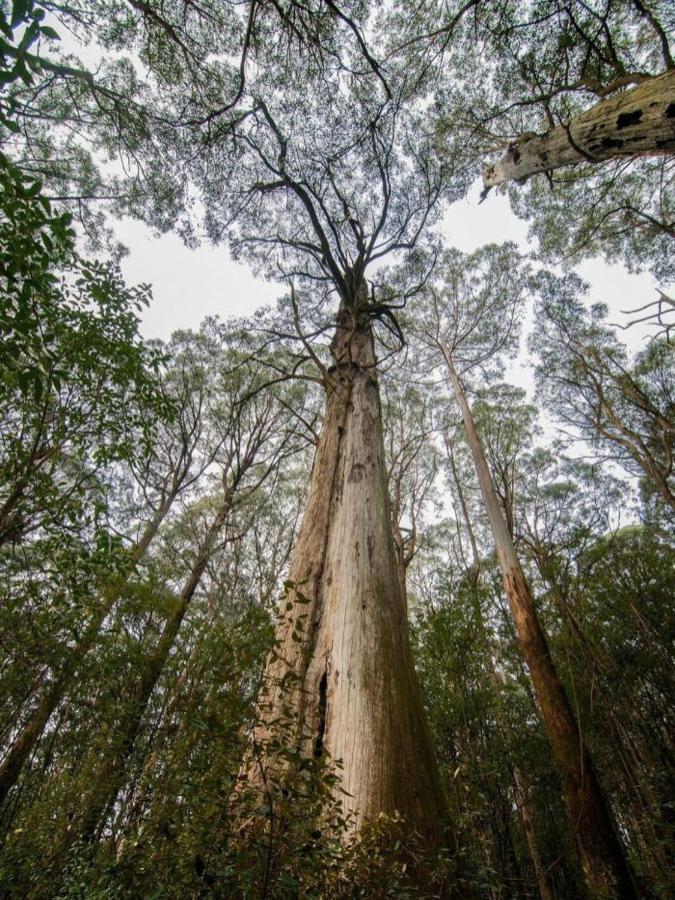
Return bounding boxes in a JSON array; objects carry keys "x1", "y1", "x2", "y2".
[
  {"x1": 514, "y1": 768, "x2": 555, "y2": 900},
  {"x1": 482, "y1": 70, "x2": 675, "y2": 188},
  {"x1": 54, "y1": 493, "x2": 232, "y2": 859},
  {"x1": 444, "y1": 435, "x2": 481, "y2": 589},
  {"x1": 391, "y1": 480, "x2": 409, "y2": 611},
  {"x1": 0, "y1": 498, "x2": 174, "y2": 809},
  {"x1": 449, "y1": 475, "x2": 555, "y2": 900},
  {"x1": 113, "y1": 650, "x2": 197, "y2": 845},
  {"x1": 242, "y1": 300, "x2": 446, "y2": 843},
  {"x1": 442, "y1": 346, "x2": 637, "y2": 899}
]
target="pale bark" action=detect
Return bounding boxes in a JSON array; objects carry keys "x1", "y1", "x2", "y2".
[
  {"x1": 242, "y1": 301, "x2": 446, "y2": 842},
  {"x1": 442, "y1": 345, "x2": 637, "y2": 899},
  {"x1": 482, "y1": 70, "x2": 675, "y2": 188},
  {"x1": 447, "y1": 451, "x2": 554, "y2": 900}
]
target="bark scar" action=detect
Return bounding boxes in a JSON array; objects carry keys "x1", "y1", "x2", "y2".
[{"x1": 314, "y1": 670, "x2": 328, "y2": 758}]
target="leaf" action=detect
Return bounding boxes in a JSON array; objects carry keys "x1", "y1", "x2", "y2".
[{"x1": 39, "y1": 25, "x2": 60, "y2": 41}]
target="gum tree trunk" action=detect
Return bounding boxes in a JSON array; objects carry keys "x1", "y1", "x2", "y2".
[
  {"x1": 482, "y1": 70, "x2": 675, "y2": 188},
  {"x1": 442, "y1": 346, "x2": 637, "y2": 899},
  {"x1": 242, "y1": 300, "x2": 446, "y2": 842},
  {"x1": 445, "y1": 444, "x2": 555, "y2": 900}
]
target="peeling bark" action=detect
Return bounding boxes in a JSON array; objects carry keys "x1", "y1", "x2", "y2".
[
  {"x1": 482, "y1": 70, "x2": 675, "y2": 188},
  {"x1": 442, "y1": 346, "x2": 637, "y2": 899},
  {"x1": 242, "y1": 298, "x2": 447, "y2": 843}
]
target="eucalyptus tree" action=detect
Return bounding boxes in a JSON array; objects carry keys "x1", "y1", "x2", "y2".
[
  {"x1": 5, "y1": 0, "x2": 460, "y2": 858},
  {"x1": 211, "y1": 68, "x2": 458, "y2": 841},
  {"x1": 512, "y1": 450, "x2": 674, "y2": 882},
  {"x1": 407, "y1": 505, "x2": 571, "y2": 900},
  {"x1": 105, "y1": 462, "x2": 310, "y2": 881},
  {"x1": 408, "y1": 243, "x2": 638, "y2": 897},
  {"x1": 0, "y1": 326, "x2": 223, "y2": 812},
  {"x1": 435, "y1": 401, "x2": 561, "y2": 900},
  {"x1": 470, "y1": 385, "x2": 540, "y2": 541},
  {"x1": 381, "y1": 375, "x2": 440, "y2": 608},
  {"x1": 50, "y1": 332, "x2": 308, "y2": 862},
  {"x1": 515, "y1": 467, "x2": 675, "y2": 895},
  {"x1": 389, "y1": 0, "x2": 674, "y2": 278},
  {"x1": 532, "y1": 272, "x2": 675, "y2": 512}
]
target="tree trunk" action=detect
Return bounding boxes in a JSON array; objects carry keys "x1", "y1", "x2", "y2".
[
  {"x1": 241, "y1": 300, "x2": 447, "y2": 843},
  {"x1": 390, "y1": 478, "x2": 409, "y2": 611},
  {"x1": 0, "y1": 497, "x2": 173, "y2": 809},
  {"x1": 514, "y1": 768, "x2": 555, "y2": 900},
  {"x1": 442, "y1": 346, "x2": 637, "y2": 899},
  {"x1": 482, "y1": 70, "x2": 675, "y2": 188},
  {"x1": 56, "y1": 494, "x2": 231, "y2": 857},
  {"x1": 447, "y1": 457, "x2": 555, "y2": 900}
]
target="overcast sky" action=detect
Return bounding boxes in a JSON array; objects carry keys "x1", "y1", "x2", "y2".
[
  {"x1": 54, "y1": 16, "x2": 662, "y2": 365},
  {"x1": 115, "y1": 178, "x2": 660, "y2": 380}
]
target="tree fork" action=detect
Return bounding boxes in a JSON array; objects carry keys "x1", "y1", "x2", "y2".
[
  {"x1": 482, "y1": 70, "x2": 675, "y2": 189},
  {"x1": 442, "y1": 345, "x2": 638, "y2": 899}
]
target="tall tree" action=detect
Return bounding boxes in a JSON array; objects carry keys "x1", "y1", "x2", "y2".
[
  {"x1": 0, "y1": 328, "x2": 217, "y2": 809},
  {"x1": 382, "y1": 377, "x2": 440, "y2": 608},
  {"x1": 52, "y1": 340, "x2": 303, "y2": 859},
  {"x1": 409, "y1": 243, "x2": 638, "y2": 897},
  {"x1": 205, "y1": 76, "x2": 455, "y2": 840},
  {"x1": 532, "y1": 272, "x2": 675, "y2": 512}
]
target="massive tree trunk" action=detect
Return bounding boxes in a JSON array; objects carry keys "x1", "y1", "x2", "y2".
[
  {"x1": 0, "y1": 496, "x2": 175, "y2": 810},
  {"x1": 241, "y1": 299, "x2": 446, "y2": 843},
  {"x1": 442, "y1": 346, "x2": 637, "y2": 899},
  {"x1": 482, "y1": 70, "x2": 675, "y2": 189}
]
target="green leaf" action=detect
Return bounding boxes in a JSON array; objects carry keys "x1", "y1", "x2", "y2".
[{"x1": 39, "y1": 25, "x2": 60, "y2": 41}]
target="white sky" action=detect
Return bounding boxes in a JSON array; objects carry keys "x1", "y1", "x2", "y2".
[
  {"x1": 52, "y1": 16, "x2": 663, "y2": 363},
  {"x1": 117, "y1": 178, "x2": 660, "y2": 372}
]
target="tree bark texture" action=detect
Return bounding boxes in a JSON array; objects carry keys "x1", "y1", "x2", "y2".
[
  {"x1": 242, "y1": 302, "x2": 447, "y2": 843},
  {"x1": 442, "y1": 346, "x2": 637, "y2": 899},
  {"x1": 482, "y1": 70, "x2": 675, "y2": 188}
]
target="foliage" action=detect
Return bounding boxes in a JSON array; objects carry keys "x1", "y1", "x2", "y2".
[{"x1": 1, "y1": 1, "x2": 674, "y2": 898}]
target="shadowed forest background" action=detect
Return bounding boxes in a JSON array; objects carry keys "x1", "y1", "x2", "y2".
[{"x1": 0, "y1": 0, "x2": 673, "y2": 897}]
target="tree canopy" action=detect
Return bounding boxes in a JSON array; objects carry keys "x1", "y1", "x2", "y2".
[{"x1": 0, "y1": 1, "x2": 673, "y2": 897}]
